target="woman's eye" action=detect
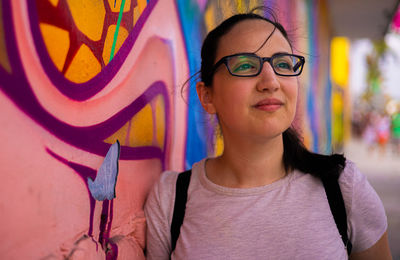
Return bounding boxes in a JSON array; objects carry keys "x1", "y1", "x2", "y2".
[
  {"x1": 275, "y1": 61, "x2": 292, "y2": 70},
  {"x1": 233, "y1": 63, "x2": 256, "y2": 72}
]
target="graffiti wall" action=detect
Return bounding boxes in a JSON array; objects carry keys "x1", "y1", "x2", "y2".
[
  {"x1": 0, "y1": 0, "x2": 188, "y2": 258},
  {"x1": 0, "y1": 0, "x2": 333, "y2": 259}
]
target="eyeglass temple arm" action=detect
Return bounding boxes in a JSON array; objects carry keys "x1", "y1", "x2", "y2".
[{"x1": 293, "y1": 60, "x2": 303, "y2": 72}]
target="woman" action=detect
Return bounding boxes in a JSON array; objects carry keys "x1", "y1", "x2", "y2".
[{"x1": 145, "y1": 10, "x2": 391, "y2": 259}]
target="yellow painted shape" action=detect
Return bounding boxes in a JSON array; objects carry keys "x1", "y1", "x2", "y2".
[
  {"x1": 65, "y1": 44, "x2": 101, "y2": 83},
  {"x1": 0, "y1": 0, "x2": 11, "y2": 73},
  {"x1": 236, "y1": 0, "x2": 244, "y2": 13},
  {"x1": 39, "y1": 23, "x2": 70, "y2": 71},
  {"x1": 154, "y1": 95, "x2": 165, "y2": 149},
  {"x1": 133, "y1": 5, "x2": 140, "y2": 25},
  {"x1": 332, "y1": 91, "x2": 344, "y2": 143},
  {"x1": 137, "y1": 0, "x2": 147, "y2": 13},
  {"x1": 103, "y1": 25, "x2": 128, "y2": 65},
  {"x1": 129, "y1": 104, "x2": 153, "y2": 147},
  {"x1": 204, "y1": 5, "x2": 216, "y2": 33},
  {"x1": 67, "y1": 0, "x2": 105, "y2": 41},
  {"x1": 332, "y1": 92, "x2": 343, "y2": 113},
  {"x1": 48, "y1": 0, "x2": 59, "y2": 7},
  {"x1": 214, "y1": 133, "x2": 224, "y2": 157},
  {"x1": 107, "y1": 0, "x2": 131, "y2": 12},
  {"x1": 104, "y1": 121, "x2": 129, "y2": 145},
  {"x1": 330, "y1": 37, "x2": 349, "y2": 87}
]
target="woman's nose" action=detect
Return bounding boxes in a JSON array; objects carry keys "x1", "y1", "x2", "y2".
[{"x1": 256, "y1": 62, "x2": 280, "y2": 92}]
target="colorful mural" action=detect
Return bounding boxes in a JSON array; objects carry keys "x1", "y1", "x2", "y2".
[
  {"x1": 0, "y1": 0, "x2": 334, "y2": 259},
  {"x1": 0, "y1": 0, "x2": 188, "y2": 258}
]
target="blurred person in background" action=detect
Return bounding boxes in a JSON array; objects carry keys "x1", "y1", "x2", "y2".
[
  {"x1": 363, "y1": 111, "x2": 378, "y2": 151},
  {"x1": 376, "y1": 113, "x2": 391, "y2": 154}
]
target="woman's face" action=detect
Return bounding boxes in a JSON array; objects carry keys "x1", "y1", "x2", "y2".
[{"x1": 206, "y1": 19, "x2": 299, "y2": 142}]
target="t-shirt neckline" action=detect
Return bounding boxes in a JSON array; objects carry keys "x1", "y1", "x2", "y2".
[{"x1": 195, "y1": 158, "x2": 297, "y2": 196}]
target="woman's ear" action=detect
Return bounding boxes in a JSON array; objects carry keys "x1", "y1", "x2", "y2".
[{"x1": 196, "y1": 81, "x2": 216, "y2": 114}]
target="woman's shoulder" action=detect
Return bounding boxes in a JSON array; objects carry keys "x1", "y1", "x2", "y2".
[
  {"x1": 339, "y1": 159, "x2": 358, "y2": 186},
  {"x1": 147, "y1": 158, "x2": 205, "y2": 199},
  {"x1": 338, "y1": 159, "x2": 368, "y2": 195},
  {"x1": 339, "y1": 159, "x2": 388, "y2": 252},
  {"x1": 149, "y1": 170, "x2": 180, "y2": 199},
  {"x1": 144, "y1": 170, "x2": 180, "y2": 226},
  {"x1": 144, "y1": 159, "x2": 205, "y2": 224},
  {"x1": 337, "y1": 159, "x2": 366, "y2": 207}
]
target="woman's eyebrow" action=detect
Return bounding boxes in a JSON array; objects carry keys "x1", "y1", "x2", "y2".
[
  {"x1": 254, "y1": 51, "x2": 291, "y2": 57},
  {"x1": 271, "y1": 51, "x2": 291, "y2": 56}
]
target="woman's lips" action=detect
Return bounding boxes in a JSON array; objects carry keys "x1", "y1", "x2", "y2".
[{"x1": 254, "y1": 98, "x2": 284, "y2": 112}]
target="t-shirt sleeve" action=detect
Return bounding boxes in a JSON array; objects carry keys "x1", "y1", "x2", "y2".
[
  {"x1": 340, "y1": 161, "x2": 388, "y2": 253},
  {"x1": 144, "y1": 171, "x2": 178, "y2": 260}
]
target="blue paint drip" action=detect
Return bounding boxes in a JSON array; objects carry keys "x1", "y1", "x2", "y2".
[
  {"x1": 88, "y1": 141, "x2": 120, "y2": 201},
  {"x1": 176, "y1": 0, "x2": 208, "y2": 169}
]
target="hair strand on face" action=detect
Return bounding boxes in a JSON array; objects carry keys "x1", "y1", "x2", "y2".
[{"x1": 253, "y1": 25, "x2": 277, "y2": 53}]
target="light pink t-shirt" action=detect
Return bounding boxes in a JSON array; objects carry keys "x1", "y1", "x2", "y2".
[{"x1": 144, "y1": 159, "x2": 387, "y2": 260}]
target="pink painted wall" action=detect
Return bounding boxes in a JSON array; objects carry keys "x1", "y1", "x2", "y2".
[{"x1": 0, "y1": 0, "x2": 188, "y2": 258}]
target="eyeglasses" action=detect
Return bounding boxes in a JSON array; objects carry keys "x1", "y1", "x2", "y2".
[{"x1": 211, "y1": 52, "x2": 305, "y2": 77}]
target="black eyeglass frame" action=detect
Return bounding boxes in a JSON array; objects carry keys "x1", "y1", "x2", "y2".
[{"x1": 211, "y1": 52, "x2": 306, "y2": 78}]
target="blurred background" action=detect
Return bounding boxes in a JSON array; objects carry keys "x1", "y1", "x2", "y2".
[
  {"x1": 329, "y1": 1, "x2": 400, "y2": 258},
  {"x1": 0, "y1": 0, "x2": 399, "y2": 258}
]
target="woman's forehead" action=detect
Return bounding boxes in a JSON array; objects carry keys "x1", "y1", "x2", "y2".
[{"x1": 216, "y1": 19, "x2": 291, "y2": 59}]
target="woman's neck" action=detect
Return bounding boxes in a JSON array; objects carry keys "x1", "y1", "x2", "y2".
[{"x1": 206, "y1": 133, "x2": 286, "y2": 188}]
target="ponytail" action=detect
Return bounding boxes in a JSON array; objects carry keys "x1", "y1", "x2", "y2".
[{"x1": 282, "y1": 128, "x2": 346, "y2": 179}]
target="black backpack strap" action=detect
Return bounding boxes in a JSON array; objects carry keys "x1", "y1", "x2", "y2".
[
  {"x1": 321, "y1": 176, "x2": 352, "y2": 255},
  {"x1": 170, "y1": 169, "x2": 352, "y2": 255},
  {"x1": 170, "y1": 170, "x2": 192, "y2": 253}
]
